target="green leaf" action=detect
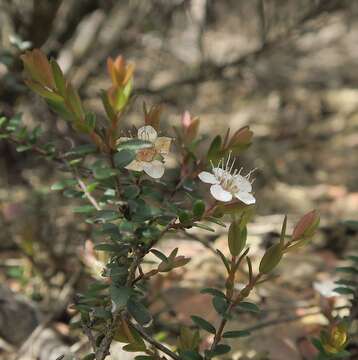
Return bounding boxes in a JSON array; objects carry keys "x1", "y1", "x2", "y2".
[
  {"x1": 151, "y1": 249, "x2": 168, "y2": 262},
  {"x1": 65, "y1": 144, "x2": 97, "y2": 157},
  {"x1": 193, "y1": 200, "x2": 205, "y2": 218},
  {"x1": 73, "y1": 205, "x2": 96, "y2": 214},
  {"x1": 212, "y1": 296, "x2": 228, "y2": 315},
  {"x1": 113, "y1": 79, "x2": 132, "y2": 112},
  {"x1": 25, "y1": 79, "x2": 63, "y2": 102},
  {"x1": 0, "y1": 116, "x2": 7, "y2": 128},
  {"x1": 47, "y1": 97, "x2": 75, "y2": 122},
  {"x1": 228, "y1": 222, "x2": 247, "y2": 257},
  {"x1": 16, "y1": 144, "x2": 32, "y2": 152},
  {"x1": 122, "y1": 185, "x2": 140, "y2": 200},
  {"x1": 114, "y1": 149, "x2": 136, "y2": 168},
  {"x1": 223, "y1": 330, "x2": 251, "y2": 338},
  {"x1": 110, "y1": 285, "x2": 132, "y2": 309},
  {"x1": 66, "y1": 83, "x2": 85, "y2": 123},
  {"x1": 93, "y1": 307, "x2": 111, "y2": 319},
  {"x1": 100, "y1": 90, "x2": 116, "y2": 121},
  {"x1": 205, "y1": 216, "x2": 226, "y2": 227},
  {"x1": 85, "y1": 282, "x2": 109, "y2": 295},
  {"x1": 110, "y1": 265, "x2": 129, "y2": 283},
  {"x1": 311, "y1": 337, "x2": 325, "y2": 353},
  {"x1": 93, "y1": 167, "x2": 118, "y2": 180},
  {"x1": 50, "y1": 59, "x2": 66, "y2": 96},
  {"x1": 216, "y1": 249, "x2": 230, "y2": 273},
  {"x1": 207, "y1": 135, "x2": 222, "y2": 160},
  {"x1": 122, "y1": 342, "x2": 147, "y2": 352},
  {"x1": 179, "y1": 210, "x2": 191, "y2": 224},
  {"x1": 94, "y1": 243, "x2": 124, "y2": 252},
  {"x1": 86, "y1": 182, "x2": 99, "y2": 193},
  {"x1": 200, "y1": 288, "x2": 226, "y2": 298},
  {"x1": 205, "y1": 344, "x2": 231, "y2": 358},
  {"x1": 63, "y1": 189, "x2": 82, "y2": 198},
  {"x1": 84, "y1": 112, "x2": 96, "y2": 132},
  {"x1": 117, "y1": 139, "x2": 153, "y2": 152},
  {"x1": 237, "y1": 301, "x2": 260, "y2": 313},
  {"x1": 93, "y1": 210, "x2": 120, "y2": 223},
  {"x1": 336, "y1": 266, "x2": 358, "y2": 274},
  {"x1": 335, "y1": 279, "x2": 357, "y2": 287},
  {"x1": 259, "y1": 244, "x2": 283, "y2": 274},
  {"x1": 191, "y1": 316, "x2": 216, "y2": 334},
  {"x1": 128, "y1": 198, "x2": 160, "y2": 222},
  {"x1": 127, "y1": 298, "x2": 152, "y2": 326},
  {"x1": 51, "y1": 178, "x2": 77, "y2": 191},
  {"x1": 192, "y1": 223, "x2": 215, "y2": 232},
  {"x1": 179, "y1": 351, "x2": 203, "y2": 360},
  {"x1": 333, "y1": 287, "x2": 356, "y2": 295}
]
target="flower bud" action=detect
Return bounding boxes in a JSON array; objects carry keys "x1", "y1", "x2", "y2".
[
  {"x1": 321, "y1": 323, "x2": 348, "y2": 354},
  {"x1": 181, "y1": 111, "x2": 200, "y2": 142},
  {"x1": 292, "y1": 210, "x2": 320, "y2": 241},
  {"x1": 228, "y1": 221, "x2": 247, "y2": 257}
]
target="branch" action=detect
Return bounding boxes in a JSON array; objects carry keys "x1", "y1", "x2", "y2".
[{"x1": 130, "y1": 321, "x2": 180, "y2": 360}]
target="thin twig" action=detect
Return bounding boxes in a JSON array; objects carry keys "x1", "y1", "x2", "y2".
[
  {"x1": 75, "y1": 173, "x2": 102, "y2": 211},
  {"x1": 130, "y1": 321, "x2": 180, "y2": 360}
]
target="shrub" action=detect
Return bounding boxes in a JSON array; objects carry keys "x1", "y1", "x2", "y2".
[{"x1": 0, "y1": 49, "x2": 322, "y2": 360}]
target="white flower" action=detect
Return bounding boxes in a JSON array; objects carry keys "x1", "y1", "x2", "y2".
[
  {"x1": 198, "y1": 155, "x2": 256, "y2": 204},
  {"x1": 313, "y1": 280, "x2": 340, "y2": 298},
  {"x1": 118, "y1": 125, "x2": 171, "y2": 179}
]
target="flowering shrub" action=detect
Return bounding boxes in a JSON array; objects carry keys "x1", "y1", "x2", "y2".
[{"x1": 0, "y1": 49, "x2": 322, "y2": 360}]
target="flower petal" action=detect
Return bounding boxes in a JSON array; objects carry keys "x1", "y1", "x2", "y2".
[
  {"x1": 198, "y1": 171, "x2": 218, "y2": 184},
  {"x1": 235, "y1": 191, "x2": 256, "y2": 205},
  {"x1": 138, "y1": 125, "x2": 157, "y2": 142},
  {"x1": 210, "y1": 184, "x2": 233, "y2": 202},
  {"x1": 142, "y1": 160, "x2": 165, "y2": 179},
  {"x1": 155, "y1": 137, "x2": 172, "y2": 154},
  {"x1": 125, "y1": 160, "x2": 144, "y2": 172},
  {"x1": 233, "y1": 175, "x2": 252, "y2": 192},
  {"x1": 313, "y1": 280, "x2": 339, "y2": 298}
]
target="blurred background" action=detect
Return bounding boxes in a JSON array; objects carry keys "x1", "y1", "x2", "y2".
[{"x1": 0, "y1": 1, "x2": 357, "y2": 359}]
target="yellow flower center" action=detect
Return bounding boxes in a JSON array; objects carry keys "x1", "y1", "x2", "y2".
[{"x1": 137, "y1": 147, "x2": 156, "y2": 162}]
